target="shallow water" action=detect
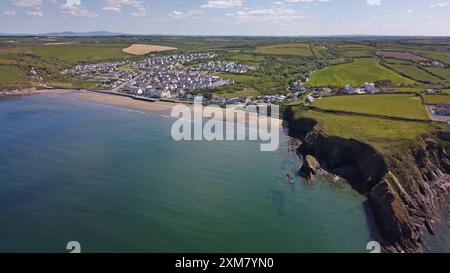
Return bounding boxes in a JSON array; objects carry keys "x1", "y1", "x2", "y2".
[{"x1": 0, "y1": 94, "x2": 373, "y2": 253}]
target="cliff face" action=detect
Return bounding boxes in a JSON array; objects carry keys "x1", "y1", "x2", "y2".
[{"x1": 286, "y1": 111, "x2": 450, "y2": 253}]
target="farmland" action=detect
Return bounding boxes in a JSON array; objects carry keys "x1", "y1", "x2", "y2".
[
  {"x1": 216, "y1": 73, "x2": 258, "y2": 82},
  {"x1": 376, "y1": 51, "x2": 429, "y2": 62},
  {"x1": 0, "y1": 65, "x2": 28, "y2": 88},
  {"x1": 423, "y1": 95, "x2": 450, "y2": 104},
  {"x1": 308, "y1": 58, "x2": 415, "y2": 87},
  {"x1": 122, "y1": 44, "x2": 177, "y2": 56},
  {"x1": 422, "y1": 67, "x2": 450, "y2": 80},
  {"x1": 312, "y1": 94, "x2": 429, "y2": 120},
  {"x1": 384, "y1": 63, "x2": 440, "y2": 83},
  {"x1": 255, "y1": 43, "x2": 313, "y2": 57},
  {"x1": 293, "y1": 108, "x2": 431, "y2": 154},
  {"x1": 415, "y1": 50, "x2": 450, "y2": 64},
  {"x1": 0, "y1": 43, "x2": 133, "y2": 63}
]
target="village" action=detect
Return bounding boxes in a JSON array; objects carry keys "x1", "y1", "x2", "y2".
[{"x1": 60, "y1": 52, "x2": 450, "y2": 122}]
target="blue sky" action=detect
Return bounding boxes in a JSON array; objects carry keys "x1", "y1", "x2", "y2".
[{"x1": 1, "y1": 0, "x2": 449, "y2": 35}]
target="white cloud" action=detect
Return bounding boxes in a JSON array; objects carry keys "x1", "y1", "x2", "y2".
[
  {"x1": 102, "y1": 0, "x2": 147, "y2": 16},
  {"x1": 10, "y1": 0, "x2": 42, "y2": 7},
  {"x1": 169, "y1": 10, "x2": 202, "y2": 19},
  {"x1": 58, "y1": 1, "x2": 97, "y2": 17},
  {"x1": 430, "y1": 1, "x2": 449, "y2": 7},
  {"x1": 366, "y1": 0, "x2": 381, "y2": 6},
  {"x1": 201, "y1": 0, "x2": 243, "y2": 9},
  {"x1": 3, "y1": 10, "x2": 17, "y2": 16},
  {"x1": 27, "y1": 10, "x2": 43, "y2": 16},
  {"x1": 284, "y1": 0, "x2": 331, "y2": 3},
  {"x1": 225, "y1": 7, "x2": 304, "y2": 23}
]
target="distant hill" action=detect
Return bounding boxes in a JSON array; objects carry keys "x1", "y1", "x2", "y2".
[{"x1": 0, "y1": 31, "x2": 127, "y2": 37}]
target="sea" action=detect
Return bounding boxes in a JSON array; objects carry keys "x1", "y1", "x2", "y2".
[{"x1": 0, "y1": 93, "x2": 393, "y2": 253}]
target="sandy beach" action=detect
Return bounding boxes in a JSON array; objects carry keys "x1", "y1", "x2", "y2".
[
  {"x1": 68, "y1": 90, "x2": 176, "y2": 112},
  {"x1": 68, "y1": 90, "x2": 282, "y2": 127}
]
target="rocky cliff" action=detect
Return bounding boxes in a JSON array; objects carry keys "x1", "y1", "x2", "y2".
[{"x1": 285, "y1": 109, "x2": 450, "y2": 253}]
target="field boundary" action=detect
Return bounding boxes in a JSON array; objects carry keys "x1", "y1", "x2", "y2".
[{"x1": 308, "y1": 105, "x2": 431, "y2": 123}]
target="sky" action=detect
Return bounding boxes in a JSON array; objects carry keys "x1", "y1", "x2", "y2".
[{"x1": 0, "y1": 0, "x2": 450, "y2": 36}]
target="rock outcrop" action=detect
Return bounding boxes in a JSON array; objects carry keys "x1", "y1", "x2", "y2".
[
  {"x1": 299, "y1": 155, "x2": 322, "y2": 183},
  {"x1": 285, "y1": 110, "x2": 450, "y2": 253}
]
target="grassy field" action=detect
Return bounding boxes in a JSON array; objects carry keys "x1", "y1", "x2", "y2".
[
  {"x1": 0, "y1": 65, "x2": 28, "y2": 88},
  {"x1": 423, "y1": 95, "x2": 450, "y2": 104},
  {"x1": 216, "y1": 72, "x2": 258, "y2": 82},
  {"x1": 313, "y1": 94, "x2": 429, "y2": 120},
  {"x1": 384, "y1": 64, "x2": 440, "y2": 83},
  {"x1": 216, "y1": 88, "x2": 259, "y2": 99},
  {"x1": 255, "y1": 43, "x2": 313, "y2": 57},
  {"x1": 341, "y1": 51, "x2": 374, "y2": 58},
  {"x1": 416, "y1": 50, "x2": 450, "y2": 64},
  {"x1": 328, "y1": 58, "x2": 351, "y2": 65},
  {"x1": 1, "y1": 43, "x2": 133, "y2": 63},
  {"x1": 309, "y1": 58, "x2": 415, "y2": 87},
  {"x1": 422, "y1": 67, "x2": 450, "y2": 80},
  {"x1": 383, "y1": 86, "x2": 425, "y2": 93},
  {"x1": 295, "y1": 109, "x2": 431, "y2": 154},
  {"x1": 0, "y1": 59, "x2": 17, "y2": 65},
  {"x1": 229, "y1": 54, "x2": 265, "y2": 63}
]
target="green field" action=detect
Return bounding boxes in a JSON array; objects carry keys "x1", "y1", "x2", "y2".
[
  {"x1": 296, "y1": 109, "x2": 430, "y2": 154},
  {"x1": 255, "y1": 43, "x2": 313, "y2": 57},
  {"x1": 0, "y1": 65, "x2": 28, "y2": 88},
  {"x1": 1, "y1": 43, "x2": 133, "y2": 63},
  {"x1": 217, "y1": 88, "x2": 259, "y2": 99},
  {"x1": 341, "y1": 51, "x2": 374, "y2": 58},
  {"x1": 384, "y1": 64, "x2": 440, "y2": 83},
  {"x1": 229, "y1": 54, "x2": 265, "y2": 63},
  {"x1": 423, "y1": 95, "x2": 450, "y2": 104},
  {"x1": 216, "y1": 73, "x2": 257, "y2": 82},
  {"x1": 383, "y1": 86, "x2": 425, "y2": 93},
  {"x1": 309, "y1": 59, "x2": 415, "y2": 87},
  {"x1": 313, "y1": 94, "x2": 429, "y2": 120},
  {"x1": 416, "y1": 50, "x2": 450, "y2": 64},
  {"x1": 336, "y1": 44, "x2": 376, "y2": 51},
  {"x1": 422, "y1": 67, "x2": 450, "y2": 80},
  {"x1": 328, "y1": 58, "x2": 351, "y2": 65},
  {"x1": 0, "y1": 59, "x2": 17, "y2": 65}
]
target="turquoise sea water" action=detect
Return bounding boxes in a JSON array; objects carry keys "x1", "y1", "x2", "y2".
[{"x1": 0, "y1": 94, "x2": 374, "y2": 253}]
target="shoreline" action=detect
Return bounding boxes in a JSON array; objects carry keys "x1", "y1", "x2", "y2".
[
  {"x1": 0, "y1": 88, "x2": 73, "y2": 99},
  {"x1": 1, "y1": 88, "x2": 283, "y2": 127}
]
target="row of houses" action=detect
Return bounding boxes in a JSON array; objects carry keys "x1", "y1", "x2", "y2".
[
  {"x1": 344, "y1": 83, "x2": 380, "y2": 95},
  {"x1": 195, "y1": 61, "x2": 257, "y2": 74}
]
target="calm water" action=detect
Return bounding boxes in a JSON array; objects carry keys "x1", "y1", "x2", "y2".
[{"x1": 0, "y1": 94, "x2": 373, "y2": 253}]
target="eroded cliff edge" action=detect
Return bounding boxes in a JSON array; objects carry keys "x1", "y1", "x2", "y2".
[{"x1": 285, "y1": 108, "x2": 450, "y2": 253}]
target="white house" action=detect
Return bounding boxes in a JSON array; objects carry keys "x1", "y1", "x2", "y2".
[
  {"x1": 344, "y1": 84, "x2": 355, "y2": 94},
  {"x1": 305, "y1": 95, "x2": 315, "y2": 104},
  {"x1": 363, "y1": 83, "x2": 379, "y2": 94}
]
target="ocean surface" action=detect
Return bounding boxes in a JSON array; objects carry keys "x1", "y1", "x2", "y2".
[{"x1": 0, "y1": 94, "x2": 376, "y2": 253}]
